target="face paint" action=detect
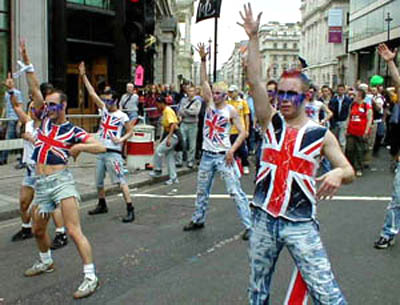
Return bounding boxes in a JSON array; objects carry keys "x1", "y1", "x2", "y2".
[
  {"x1": 277, "y1": 90, "x2": 306, "y2": 108},
  {"x1": 267, "y1": 90, "x2": 276, "y2": 98},
  {"x1": 102, "y1": 98, "x2": 117, "y2": 106},
  {"x1": 47, "y1": 102, "x2": 64, "y2": 112},
  {"x1": 213, "y1": 91, "x2": 226, "y2": 101}
]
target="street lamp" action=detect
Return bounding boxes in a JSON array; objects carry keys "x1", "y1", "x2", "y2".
[
  {"x1": 385, "y1": 12, "x2": 393, "y2": 85},
  {"x1": 208, "y1": 38, "x2": 212, "y2": 82}
]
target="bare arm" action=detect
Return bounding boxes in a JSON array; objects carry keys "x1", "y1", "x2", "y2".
[
  {"x1": 378, "y1": 43, "x2": 400, "y2": 98},
  {"x1": 316, "y1": 130, "x2": 355, "y2": 199},
  {"x1": 70, "y1": 136, "x2": 106, "y2": 160},
  {"x1": 19, "y1": 40, "x2": 44, "y2": 109},
  {"x1": 120, "y1": 122, "x2": 133, "y2": 142},
  {"x1": 238, "y1": 4, "x2": 274, "y2": 130},
  {"x1": 10, "y1": 93, "x2": 30, "y2": 124},
  {"x1": 78, "y1": 62, "x2": 105, "y2": 109},
  {"x1": 22, "y1": 132, "x2": 35, "y2": 144},
  {"x1": 364, "y1": 108, "x2": 373, "y2": 137},
  {"x1": 197, "y1": 43, "x2": 213, "y2": 106},
  {"x1": 321, "y1": 103, "x2": 333, "y2": 124}
]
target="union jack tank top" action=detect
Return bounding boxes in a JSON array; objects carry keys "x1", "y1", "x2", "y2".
[
  {"x1": 253, "y1": 113, "x2": 327, "y2": 221},
  {"x1": 32, "y1": 118, "x2": 90, "y2": 165}
]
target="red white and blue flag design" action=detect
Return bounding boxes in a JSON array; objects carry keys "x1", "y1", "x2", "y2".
[
  {"x1": 204, "y1": 109, "x2": 228, "y2": 145},
  {"x1": 253, "y1": 114, "x2": 327, "y2": 221},
  {"x1": 32, "y1": 118, "x2": 89, "y2": 165},
  {"x1": 99, "y1": 113, "x2": 121, "y2": 140}
]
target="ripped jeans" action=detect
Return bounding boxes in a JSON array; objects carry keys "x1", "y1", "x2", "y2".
[
  {"x1": 191, "y1": 151, "x2": 251, "y2": 229},
  {"x1": 380, "y1": 162, "x2": 400, "y2": 239},
  {"x1": 249, "y1": 207, "x2": 347, "y2": 305}
]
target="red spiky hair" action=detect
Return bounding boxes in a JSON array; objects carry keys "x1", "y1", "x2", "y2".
[{"x1": 280, "y1": 69, "x2": 312, "y2": 88}]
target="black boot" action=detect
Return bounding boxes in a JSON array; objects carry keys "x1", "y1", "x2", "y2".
[
  {"x1": 88, "y1": 199, "x2": 108, "y2": 215},
  {"x1": 122, "y1": 204, "x2": 135, "y2": 223}
]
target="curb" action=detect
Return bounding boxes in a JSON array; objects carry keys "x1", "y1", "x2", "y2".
[{"x1": 0, "y1": 168, "x2": 195, "y2": 223}]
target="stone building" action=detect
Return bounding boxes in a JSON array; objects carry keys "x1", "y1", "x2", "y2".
[
  {"x1": 259, "y1": 22, "x2": 301, "y2": 81},
  {"x1": 300, "y1": 0, "x2": 350, "y2": 88}
]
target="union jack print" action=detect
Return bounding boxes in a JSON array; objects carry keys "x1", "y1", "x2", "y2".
[
  {"x1": 204, "y1": 109, "x2": 228, "y2": 145},
  {"x1": 33, "y1": 118, "x2": 89, "y2": 165},
  {"x1": 254, "y1": 114, "x2": 327, "y2": 219},
  {"x1": 100, "y1": 113, "x2": 120, "y2": 140}
]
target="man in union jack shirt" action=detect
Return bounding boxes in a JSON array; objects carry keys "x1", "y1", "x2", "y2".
[
  {"x1": 240, "y1": 4, "x2": 355, "y2": 305},
  {"x1": 20, "y1": 41, "x2": 106, "y2": 299},
  {"x1": 79, "y1": 62, "x2": 134, "y2": 223}
]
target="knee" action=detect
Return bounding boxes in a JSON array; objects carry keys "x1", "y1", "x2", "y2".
[
  {"x1": 65, "y1": 224, "x2": 81, "y2": 240},
  {"x1": 32, "y1": 224, "x2": 46, "y2": 238},
  {"x1": 20, "y1": 198, "x2": 31, "y2": 211}
]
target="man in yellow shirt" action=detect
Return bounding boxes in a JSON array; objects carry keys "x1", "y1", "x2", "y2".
[
  {"x1": 149, "y1": 94, "x2": 180, "y2": 185},
  {"x1": 227, "y1": 85, "x2": 250, "y2": 174}
]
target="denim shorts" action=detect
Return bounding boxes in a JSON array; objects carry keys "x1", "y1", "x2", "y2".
[
  {"x1": 33, "y1": 169, "x2": 80, "y2": 214},
  {"x1": 22, "y1": 164, "x2": 37, "y2": 189},
  {"x1": 96, "y1": 152, "x2": 127, "y2": 188}
]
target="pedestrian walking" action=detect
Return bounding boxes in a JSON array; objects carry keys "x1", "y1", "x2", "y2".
[{"x1": 240, "y1": 4, "x2": 354, "y2": 304}]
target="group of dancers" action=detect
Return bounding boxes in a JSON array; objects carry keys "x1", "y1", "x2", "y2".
[{"x1": 5, "y1": 3, "x2": 400, "y2": 304}]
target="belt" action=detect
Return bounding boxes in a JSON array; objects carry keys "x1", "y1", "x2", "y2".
[
  {"x1": 106, "y1": 148, "x2": 122, "y2": 154},
  {"x1": 202, "y1": 149, "x2": 226, "y2": 155}
]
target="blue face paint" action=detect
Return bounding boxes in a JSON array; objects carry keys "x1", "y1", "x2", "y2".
[
  {"x1": 277, "y1": 90, "x2": 306, "y2": 109},
  {"x1": 47, "y1": 102, "x2": 64, "y2": 112},
  {"x1": 102, "y1": 98, "x2": 117, "y2": 106}
]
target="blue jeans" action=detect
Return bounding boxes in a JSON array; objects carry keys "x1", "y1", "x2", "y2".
[
  {"x1": 380, "y1": 162, "x2": 400, "y2": 239},
  {"x1": 321, "y1": 157, "x2": 332, "y2": 174},
  {"x1": 0, "y1": 120, "x2": 18, "y2": 163},
  {"x1": 176, "y1": 122, "x2": 198, "y2": 165},
  {"x1": 153, "y1": 135, "x2": 178, "y2": 180},
  {"x1": 249, "y1": 208, "x2": 347, "y2": 305},
  {"x1": 191, "y1": 151, "x2": 251, "y2": 229}
]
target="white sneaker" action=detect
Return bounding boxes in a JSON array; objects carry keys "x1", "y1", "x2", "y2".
[
  {"x1": 243, "y1": 166, "x2": 250, "y2": 175},
  {"x1": 165, "y1": 178, "x2": 179, "y2": 185},
  {"x1": 73, "y1": 276, "x2": 99, "y2": 299},
  {"x1": 24, "y1": 260, "x2": 55, "y2": 277}
]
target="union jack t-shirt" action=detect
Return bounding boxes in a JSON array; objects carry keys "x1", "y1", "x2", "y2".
[
  {"x1": 98, "y1": 108, "x2": 129, "y2": 151},
  {"x1": 202, "y1": 104, "x2": 234, "y2": 153},
  {"x1": 252, "y1": 113, "x2": 327, "y2": 221},
  {"x1": 32, "y1": 118, "x2": 90, "y2": 165}
]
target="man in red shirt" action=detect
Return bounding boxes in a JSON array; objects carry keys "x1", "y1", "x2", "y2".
[{"x1": 346, "y1": 90, "x2": 373, "y2": 177}]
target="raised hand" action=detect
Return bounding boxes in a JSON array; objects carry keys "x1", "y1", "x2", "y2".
[
  {"x1": 19, "y1": 39, "x2": 30, "y2": 65},
  {"x1": 195, "y1": 43, "x2": 209, "y2": 61},
  {"x1": 4, "y1": 72, "x2": 14, "y2": 89},
  {"x1": 78, "y1": 61, "x2": 86, "y2": 76},
  {"x1": 378, "y1": 43, "x2": 397, "y2": 62},
  {"x1": 237, "y1": 3, "x2": 262, "y2": 38}
]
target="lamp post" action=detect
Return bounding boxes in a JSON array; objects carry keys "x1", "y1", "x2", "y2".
[
  {"x1": 208, "y1": 37, "x2": 212, "y2": 82},
  {"x1": 385, "y1": 12, "x2": 393, "y2": 85}
]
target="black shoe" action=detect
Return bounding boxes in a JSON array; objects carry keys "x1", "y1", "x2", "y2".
[
  {"x1": 374, "y1": 236, "x2": 395, "y2": 249},
  {"x1": 15, "y1": 163, "x2": 26, "y2": 170},
  {"x1": 51, "y1": 232, "x2": 68, "y2": 250},
  {"x1": 242, "y1": 228, "x2": 251, "y2": 241},
  {"x1": 183, "y1": 221, "x2": 205, "y2": 231},
  {"x1": 176, "y1": 163, "x2": 183, "y2": 168},
  {"x1": 88, "y1": 204, "x2": 108, "y2": 215},
  {"x1": 11, "y1": 227, "x2": 33, "y2": 241},
  {"x1": 122, "y1": 207, "x2": 135, "y2": 223}
]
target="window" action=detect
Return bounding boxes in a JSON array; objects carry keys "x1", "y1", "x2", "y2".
[
  {"x1": 273, "y1": 43, "x2": 278, "y2": 49},
  {"x1": 283, "y1": 55, "x2": 287, "y2": 61},
  {"x1": 273, "y1": 55, "x2": 277, "y2": 60},
  {"x1": 293, "y1": 43, "x2": 298, "y2": 49},
  {"x1": 283, "y1": 43, "x2": 287, "y2": 49},
  {"x1": 0, "y1": 0, "x2": 9, "y2": 90},
  {"x1": 67, "y1": 0, "x2": 114, "y2": 10}
]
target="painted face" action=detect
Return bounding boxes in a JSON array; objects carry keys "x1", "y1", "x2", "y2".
[
  {"x1": 45, "y1": 93, "x2": 65, "y2": 120},
  {"x1": 277, "y1": 77, "x2": 305, "y2": 118},
  {"x1": 213, "y1": 90, "x2": 227, "y2": 104}
]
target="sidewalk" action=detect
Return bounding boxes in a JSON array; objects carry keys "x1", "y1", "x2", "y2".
[{"x1": 0, "y1": 153, "x2": 194, "y2": 221}]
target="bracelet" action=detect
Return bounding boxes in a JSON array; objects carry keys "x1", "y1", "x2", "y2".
[{"x1": 25, "y1": 64, "x2": 35, "y2": 73}]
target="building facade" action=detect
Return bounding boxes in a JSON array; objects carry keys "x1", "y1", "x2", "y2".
[
  {"x1": 348, "y1": 0, "x2": 400, "y2": 85},
  {"x1": 219, "y1": 40, "x2": 248, "y2": 90},
  {"x1": 300, "y1": 0, "x2": 350, "y2": 88},
  {"x1": 259, "y1": 22, "x2": 301, "y2": 81}
]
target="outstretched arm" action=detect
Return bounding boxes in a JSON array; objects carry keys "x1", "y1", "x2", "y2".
[
  {"x1": 19, "y1": 40, "x2": 44, "y2": 109},
  {"x1": 378, "y1": 43, "x2": 400, "y2": 98},
  {"x1": 197, "y1": 43, "x2": 213, "y2": 106},
  {"x1": 238, "y1": 3, "x2": 274, "y2": 130},
  {"x1": 78, "y1": 62, "x2": 105, "y2": 109},
  {"x1": 10, "y1": 91, "x2": 30, "y2": 124}
]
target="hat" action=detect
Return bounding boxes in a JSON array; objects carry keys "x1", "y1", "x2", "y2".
[
  {"x1": 298, "y1": 56, "x2": 308, "y2": 69},
  {"x1": 358, "y1": 83, "x2": 368, "y2": 91},
  {"x1": 370, "y1": 75, "x2": 384, "y2": 87},
  {"x1": 228, "y1": 85, "x2": 239, "y2": 92}
]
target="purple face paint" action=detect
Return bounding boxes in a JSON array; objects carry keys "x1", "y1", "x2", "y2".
[
  {"x1": 47, "y1": 102, "x2": 64, "y2": 113},
  {"x1": 277, "y1": 90, "x2": 306, "y2": 109},
  {"x1": 213, "y1": 91, "x2": 226, "y2": 102},
  {"x1": 102, "y1": 98, "x2": 117, "y2": 106}
]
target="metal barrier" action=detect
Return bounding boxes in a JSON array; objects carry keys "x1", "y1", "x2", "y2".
[{"x1": 0, "y1": 105, "x2": 179, "y2": 151}]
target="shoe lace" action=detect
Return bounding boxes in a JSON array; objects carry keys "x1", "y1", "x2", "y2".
[{"x1": 78, "y1": 278, "x2": 92, "y2": 291}]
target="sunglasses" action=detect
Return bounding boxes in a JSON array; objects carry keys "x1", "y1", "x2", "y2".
[{"x1": 277, "y1": 90, "x2": 306, "y2": 106}]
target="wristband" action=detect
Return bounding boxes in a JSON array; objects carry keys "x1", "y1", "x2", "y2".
[{"x1": 7, "y1": 90, "x2": 14, "y2": 95}]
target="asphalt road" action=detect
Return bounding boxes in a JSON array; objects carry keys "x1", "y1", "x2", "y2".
[{"x1": 0, "y1": 152, "x2": 399, "y2": 305}]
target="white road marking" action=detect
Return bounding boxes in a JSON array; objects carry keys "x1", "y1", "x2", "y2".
[{"x1": 128, "y1": 193, "x2": 392, "y2": 201}]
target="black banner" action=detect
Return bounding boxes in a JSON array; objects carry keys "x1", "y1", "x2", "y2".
[{"x1": 196, "y1": 0, "x2": 222, "y2": 23}]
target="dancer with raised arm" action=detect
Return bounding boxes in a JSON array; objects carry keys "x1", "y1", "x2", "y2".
[
  {"x1": 239, "y1": 4, "x2": 354, "y2": 304},
  {"x1": 20, "y1": 41, "x2": 106, "y2": 299},
  {"x1": 182, "y1": 43, "x2": 252, "y2": 241}
]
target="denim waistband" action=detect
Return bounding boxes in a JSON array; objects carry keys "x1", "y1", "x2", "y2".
[
  {"x1": 202, "y1": 149, "x2": 226, "y2": 156},
  {"x1": 36, "y1": 168, "x2": 71, "y2": 182}
]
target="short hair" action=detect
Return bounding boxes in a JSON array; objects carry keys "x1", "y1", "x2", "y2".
[
  {"x1": 267, "y1": 80, "x2": 278, "y2": 88},
  {"x1": 47, "y1": 88, "x2": 68, "y2": 103},
  {"x1": 156, "y1": 93, "x2": 168, "y2": 104},
  {"x1": 321, "y1": 85, "x2": 330, "y2": 90},
  {"x1": 280, "y1": 69, "x2": 312, "y2": 91},
  {"x1": 40, "y1": 82, "x2": 54, "y2": 99},
  {"x1": 337, "y1": 84, "x2": 346, "y2": 89}
]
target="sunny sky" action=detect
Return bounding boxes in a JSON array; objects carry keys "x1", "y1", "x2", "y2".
[{"x1": 191, "y1": 0, "x2": 302, "y2": 68}]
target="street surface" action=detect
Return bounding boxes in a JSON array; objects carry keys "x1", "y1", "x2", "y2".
[{"x1": 0, "y1": 152, "x2": 399, "y2": 305}]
